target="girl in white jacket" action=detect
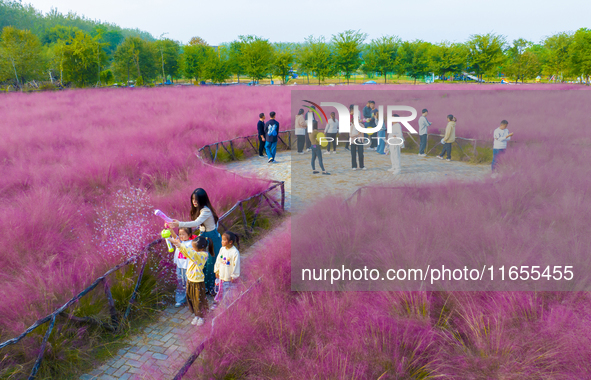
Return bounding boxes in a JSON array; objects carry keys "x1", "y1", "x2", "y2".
[{"x1": 214, "y1": 231, "x2": 240, "y2": 305}]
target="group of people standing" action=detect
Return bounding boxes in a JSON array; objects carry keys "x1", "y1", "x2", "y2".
[
  {"x1": 286, "y1": 101, "x2": 513, "y2": 174},
  {"x1": 165, "y1": 188, "x2": 241, "y2": 327}
]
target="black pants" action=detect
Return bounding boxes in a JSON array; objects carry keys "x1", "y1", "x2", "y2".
[
  {"x1": 440, "y1": 142, "x2": 452, "y2": 159},
  {"x1": 305, "y1": 133, "x2": 312, "y2": 149},
  {"x1": 297, "y1": 135, "x2": 305, "y2": 153},
  {"x1": 311, "y1": 145, "x2": 325, "y2": 171},
  {"x1": 258, "y1": 135, "x2": 265, "y2": 156},
  {"x1": 326, "y1": 133, "x2": 338, "y2": 152},
  {"x1": 340, "y1": 133, "x2": 350, "y2": 150},
  {"x1": 351, "y1": 142, "x2": 364, "y2": 168}
]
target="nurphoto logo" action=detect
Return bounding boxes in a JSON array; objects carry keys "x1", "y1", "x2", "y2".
[{"x1": 302, "y1": 100, "x2": 418, "y2": 146}]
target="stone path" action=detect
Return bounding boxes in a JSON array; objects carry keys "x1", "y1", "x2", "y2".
[
  {"x1": 81, "y1": 220, "x2": 290, "y2": 380},
  {"x1": 82, "y1": 149, "x2": 488, "y2": 379},
  {"x1": 226, "y1": 149, "x2": 489, "y2": 211}
]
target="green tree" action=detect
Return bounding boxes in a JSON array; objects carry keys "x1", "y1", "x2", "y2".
[
  {"x1": 237, "y1": 35, "x2": 273, "y2": 82},
  {"x1": 466, "y1": 33, "x2": 506, "y2": 81},
  {"x1": 543, "y1": 32, "x2": 573, "y2": 82},
  {"x1": 397, "y1": 40, "x2": 432, "y2": 84},
  {"x1": 568, "y1": 28, "x2": 591, "y2": 84},
  {"x1": 331, "y1": 29, "x2": 367, "y2": 84},
  {"x1": 362, "y1": 35, "x2": 400, "y2": 83},
  {"x1": 155, "y1": 38, "x2": 181, "y2": 82},
  {"x1": 298, "y1": 36, "x2": 334, "y2": 85},
  {"x1": 0, "y1": 26, "x2": 44, "y2": 87},
  {"x1": 181, "y1": 43, "x2": 209, "y2": 83},
  {"x1": 505, "y1": 39, "x2": 530, "y2": 83},
  {"x1": 60, "y1": 30, "x2": 100, "y2": 86},
  {"x1": 429, "y1": 42, "x2": 467, "y2": 79},
  {"x1": 91, "y1": 25, "x2": 123, "y2": 56},
  {"x1": 527, "y1": 43, "x2": 550, "y2": 77},
  {"x1": 41, "y1": 24, "x2": 79, "y2": 45},
  {"x1": 226, "y1": 40, "x2": 246, "y2": 83},
  {"x1": 112, "y1": 36, "x2": 158, "y2": 84},
  {"x1": 203, "y1": 47, "x2": 231, "y2": 84},
  {"x1": 272, "y1": 43, "x2": 294, "y2": 85}
]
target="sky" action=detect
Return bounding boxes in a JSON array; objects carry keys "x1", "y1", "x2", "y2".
[{"x1": 26, "y1": 0, "x2": 591, "y2": 45}]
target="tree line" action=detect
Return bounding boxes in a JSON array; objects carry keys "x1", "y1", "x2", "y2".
[{"x1": 1, "y1": 3, "x2": 590, "y2": 88}]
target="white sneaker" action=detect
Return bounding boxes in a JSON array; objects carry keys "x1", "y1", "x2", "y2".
[
  {"x1": 191, "y1": 317, "x2": 199, "y2": 325},
  {"x1": 437, "y1": 156, "x2": 443, "y2": 160},
  {"x1": 174, "y1": 302, "x2": 182, "y2": 308},
  {"x1": 446, "y1": 158, "x2": 451, "y2": 161},
  {"x1": 268, "y1": 158, "x2": 273, "y2": 163},
  {"x1": 352, "y1": 168, "x2": 357, "y2": 171},
  {"x1": 196, "y1": 317, "x2": 204, "y2": 327},
  {"x1": 298, "y1": 152, "x2": 304, "y2": 155},
  {"x1": 362, "y1": 167, "x2": 367, "y2": 171}
]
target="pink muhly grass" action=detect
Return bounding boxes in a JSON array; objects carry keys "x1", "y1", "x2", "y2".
[
  {"x1": 190, "y1": 86, "x2": 591, "y2": 378},
  {"x1": 0, "y1": 86, "x2": 278, "y2": 338}
]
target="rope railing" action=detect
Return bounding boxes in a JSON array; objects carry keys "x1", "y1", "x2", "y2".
[{"x1": 0, "y1": 141, "x2": 286, "y2": 379}]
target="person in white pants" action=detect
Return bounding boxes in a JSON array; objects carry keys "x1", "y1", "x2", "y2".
[{"x1": 388, "y1": 116, "x2": 404, "y2": 174}]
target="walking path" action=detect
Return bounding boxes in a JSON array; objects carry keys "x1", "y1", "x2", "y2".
[
  {"x1": 226, "y1": 150, "x2": 489, "y2": 211},
  {"x1": 82, "y1": 149, "x2": 488, "y2": 380}
]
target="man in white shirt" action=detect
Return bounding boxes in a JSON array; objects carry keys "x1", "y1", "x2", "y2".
[
  {"x1": 492, "y1": 120, "x2": 514, "y2": 172},
  {"x1": 418, "y1": 108, "x2": 431, "y2": 156}
]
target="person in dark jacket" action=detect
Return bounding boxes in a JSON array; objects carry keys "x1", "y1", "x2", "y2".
[
  {"x1": 257, "y1": 113, "x2": 266, "y2": 158},
  {"x1": 264, "y1": 111, "x2": 280, "y2": 163}
]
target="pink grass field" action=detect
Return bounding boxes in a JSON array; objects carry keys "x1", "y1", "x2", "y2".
[
  {"x1": 2, "y1": 83, "x2": 591, "y2": 378},
  {"x1": 191, "y1": 84, "x2": 591, "y2": 379},
  {"x1": 0, "y1": 86, "x2": 291, "y2": 338}
]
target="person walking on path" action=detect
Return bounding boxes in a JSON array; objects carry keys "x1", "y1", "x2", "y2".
[
  {"x1": 388, "y1": 114, "x2": 405, "y2": 174},
  {"x1": 257, "y1": 113, "x2": 266, "y2": 158},
  {"x1": 492, "y1": 120, "x2": 513, "y2": 171},
  {"x1": 309, "y1": 120, "x2": 331, "y2": 175},
  {"x1": 418, "y1": 109, "x2": 431, "y2": 156},
  {"x1": 437, "y1": 115, "x2": 456, "y2": 161},
  {"x1": 172, "y1": 236, "x2": 211, "y2": 326},
  {"x1": 264, "y1": 111, "x2": 280, "y2": 163},
  {"x1": 295, "y1": 109, "x2": 307, "y2": 154},
  {"x1": 325, "y1": 112, "x2": 339, "y2": 154},
  {"x1": 350, "y1": 108, "x2": 366, "y2": 171},
  {"x1": 168, "y1": 188, "x2": 222, "y2": 295}
]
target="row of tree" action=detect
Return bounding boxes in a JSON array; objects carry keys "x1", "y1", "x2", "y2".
[
  {"x1": 0, "y1": 0, "x2": 153, "y2": 43},
  {"x1": 2, "y1": 26, "x2": 591, "y2": 87}
]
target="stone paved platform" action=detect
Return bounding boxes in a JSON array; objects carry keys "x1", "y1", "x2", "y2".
[{"x1": 225, "y1": 149, "x2": 489, "y2": 211}]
